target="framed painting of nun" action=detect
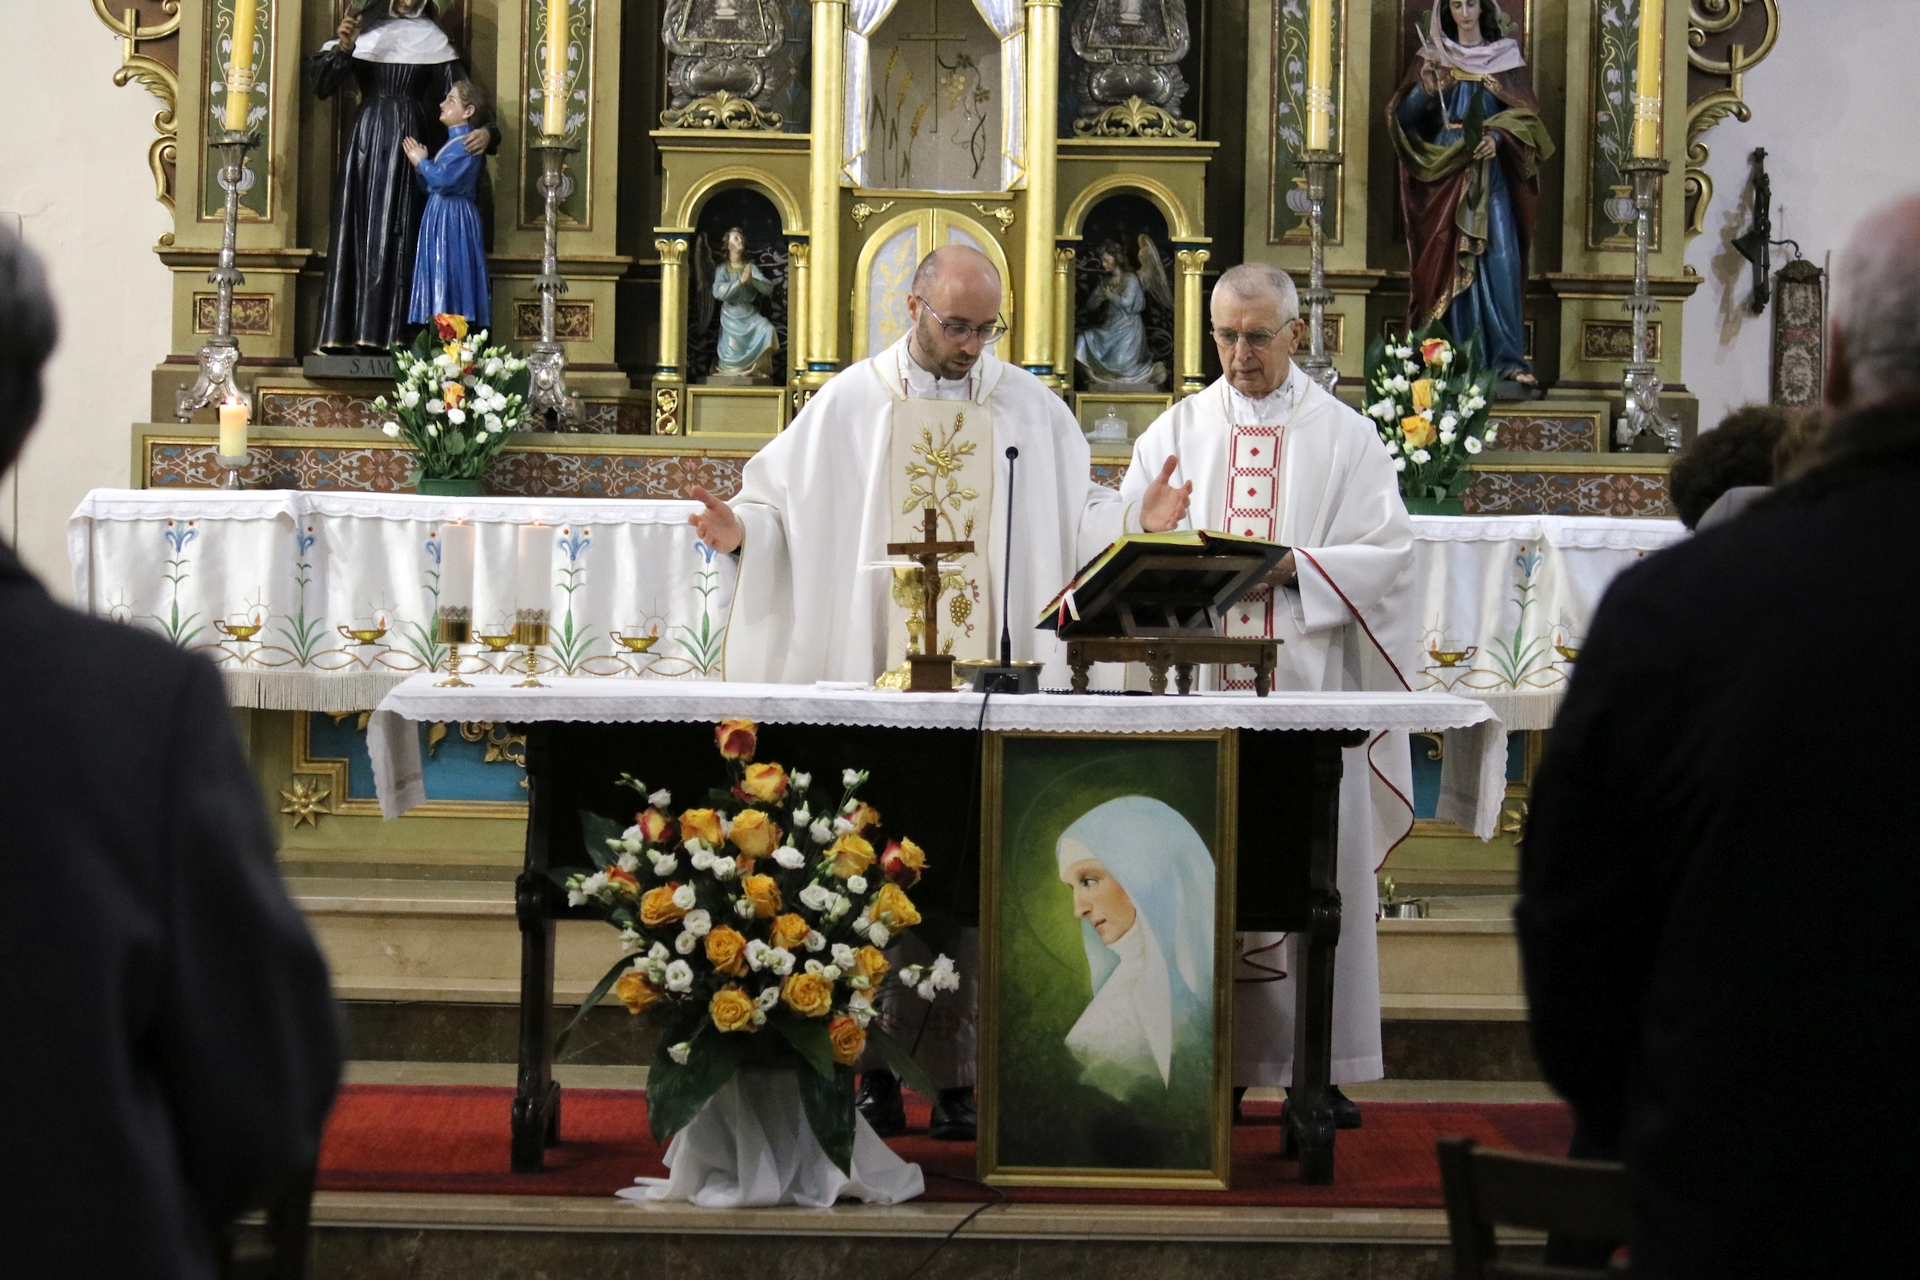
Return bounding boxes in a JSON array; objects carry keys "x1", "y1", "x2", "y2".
[{"x1": 978, "y1": 731, "x2": 1237, "y2": 1189}]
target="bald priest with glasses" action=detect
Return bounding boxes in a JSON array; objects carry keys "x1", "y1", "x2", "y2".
[
  {"x1": 1117, "y1": 262, "x2": 1418, "y2": 1128},
  {"x1": 690, "y1": 244, "x2": 1186, "y2": 686}
]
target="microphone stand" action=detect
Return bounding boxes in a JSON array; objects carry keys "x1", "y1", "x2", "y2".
[{"x1": 970, "y1": 446, "x2": 1041, "y2": 693}]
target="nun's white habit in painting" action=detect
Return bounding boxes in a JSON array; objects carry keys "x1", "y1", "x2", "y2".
[{"x1": 1057, "y1": 797, "x2": 1215, "y2": 1100}]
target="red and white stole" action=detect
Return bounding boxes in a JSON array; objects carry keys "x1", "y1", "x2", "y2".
[{"x1": 1219, "y1": 380, "x2": 1296, "y2": 690}]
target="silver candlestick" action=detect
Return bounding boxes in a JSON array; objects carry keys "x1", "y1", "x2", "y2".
[
  {"x1": 527, "y1": 137, "x2": 585, "y2": 431},
  {"x1": 1616, "y1": 157, "x2": 1682, "y2": 452},
  {"x1": 1291, "y1": 150, "x2": 1343, "y2": 395},
  {"x1": 178, "y1": 129, "x2": 259, "y2": 421}
]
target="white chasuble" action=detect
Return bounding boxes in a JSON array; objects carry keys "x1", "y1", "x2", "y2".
[
  {"x1": 886, "y1": 398, "x2": 997, "y2": 669},
  {"x1": 724, "y1": 337, "x2": 1123, "y2": 687},
  {"x1": 1120, "y1": 370, "x2": 1420, "y2": 1087}
]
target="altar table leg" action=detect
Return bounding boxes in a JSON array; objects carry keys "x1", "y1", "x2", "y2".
[
  {"x1": 1284, "y1": 734, "x2": 1349, "y2": 1184},
  {"x1": 1070, "y1": 661, "x2": 1090, "y2": 694},
  {"x1": 512, "y1": 723, "x2": 560, "y2": 1173},
  {"x1": 1146, "y1": 661, "x2": 1170, "y2": 695},
  {"x1": 1175, "y1": 662, "x2": 1195, "y2": 695}
]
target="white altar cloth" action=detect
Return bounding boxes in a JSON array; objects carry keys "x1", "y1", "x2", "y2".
[
  {"x1": 367, "y1": 675, "x2": 1507, "y2": 836},
  {"x1": 64, "y1": 492, "x2": 1681, "y2": 727}
]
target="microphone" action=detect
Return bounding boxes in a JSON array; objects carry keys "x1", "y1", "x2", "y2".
[{"x1": 1000, "y1": 446, "x2": 1017, "y2": 666}]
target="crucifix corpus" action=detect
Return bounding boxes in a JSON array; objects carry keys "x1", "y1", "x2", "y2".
[{"x1": 886, "y1": 503, "x2": 976, "y2": 691}]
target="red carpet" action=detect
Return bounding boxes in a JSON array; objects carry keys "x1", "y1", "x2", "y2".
[{"x1": 318, "y1": 1084, "x2": 1570, "y2": 1208}]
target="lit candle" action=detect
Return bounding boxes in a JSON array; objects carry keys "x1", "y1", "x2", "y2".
[
  {"x1": 217, "y1": 396, "x2": 250, "y2": 458},
  {"x1": 1305, "y1": 0, "x2": 1334, "y2": 153},
  {"x1": 1632, "y1": 0, "x2": 1665, "y2": 159},
  {"x1": 225, "y1": 0, "x2": 259, "y2": 133},
  {"x1": 542, "y1": 0, "x2": 569, "y2": 138},
  {"x1": 516, "y1": 522, "x2": 552, "y2": 617},
  {"x1": 438, "y1": 521, "x2": 477, "y2": 611}
]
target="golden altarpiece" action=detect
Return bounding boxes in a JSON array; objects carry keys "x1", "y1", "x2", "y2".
[{"x1": 95, "y1": 0, "x2": 1776, "y2": 882}]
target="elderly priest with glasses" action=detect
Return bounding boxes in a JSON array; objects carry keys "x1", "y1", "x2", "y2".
[
  {"x1": 686, "y1": 244, "x2": 1191, "y2": 1140},
  {"x1": 1117, "y1": 262, "x2": 1419, "y2": 1130}
]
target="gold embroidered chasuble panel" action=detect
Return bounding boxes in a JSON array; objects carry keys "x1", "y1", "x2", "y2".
[{"x1": 885, "y1": 397, "x2": 998, "y2": 668}]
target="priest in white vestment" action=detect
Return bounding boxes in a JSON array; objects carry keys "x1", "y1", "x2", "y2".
[
  {"x1": 1117, "y1": 262, "x2": 1418, "y2": 1122},
  {"x1": 688, "y1": 246, "x2": 1169, "y2": 1138}
]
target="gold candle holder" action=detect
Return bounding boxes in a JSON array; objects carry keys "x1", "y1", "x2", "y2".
[
  {"x1": 512, "y1": 609, "x2": 551, "y2": 688},
  {"x1": 435, "y1": 607, "x2": 473, "y2": 687}
]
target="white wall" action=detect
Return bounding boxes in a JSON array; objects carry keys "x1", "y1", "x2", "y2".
[
  {"x1": 1683, "y1": 0, "x2": 1920, "y2": 431},
  {"x1": 0, "y1": 5, "x2": 174, "y2": 589}
]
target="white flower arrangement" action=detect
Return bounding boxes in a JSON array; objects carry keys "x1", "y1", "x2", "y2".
[
  {"x1": 372, "y1": 314, "x2": 531, "y2": 485},
  {"x1": 1363, "y1": 325, "x2": 1499, "y2": 513}
]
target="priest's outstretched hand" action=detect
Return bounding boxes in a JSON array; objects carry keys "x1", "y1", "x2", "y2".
[
  {"x1": 1139, "y1": 456, "x2": 1193, "y2": 532},
  {"x1": 687, "y1": 485, "x2": 744, "y2": 553}
]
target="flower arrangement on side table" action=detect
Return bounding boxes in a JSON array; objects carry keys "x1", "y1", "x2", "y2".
[
  {"x1": 1362, "y1": 323, "x2": 1498, "y2": 515},
  {"x1": 556, "y1": 718, "x2": 958, "y2": 1172},
  {"x1": 375, "y1": 314, "x2": 532, "y2": 496}
]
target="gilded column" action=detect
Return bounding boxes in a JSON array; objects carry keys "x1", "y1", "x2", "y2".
[
  {"x1": 787, "y1": 240, "x2": 811, "y2": 390},
  {"x1": 1052, "y1": 247, "x2": 1075, "y2": 380},
  {"x1": 1021, "y1": 0, "x2": 1062, "y2": 382},
  {"x1": 1175, "y1": 248, "x2": 1210, "y2": 396},
  {"x1": 655, "y1": 237, "x2": 689, "y2": 433},
  {"x1": 806, "y1": 0, "x2": 848, "y2": 383}
]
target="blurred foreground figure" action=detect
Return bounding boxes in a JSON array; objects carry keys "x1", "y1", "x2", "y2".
[
  {"x1": 1518, "y1": 196, "x2": 1920, "y2": 1278},
  {"x1": 0, "y1": 228, "x2": 342, "y2": 1279}
]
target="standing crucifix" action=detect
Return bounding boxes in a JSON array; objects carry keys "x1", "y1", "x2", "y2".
[{"x1": 886, "y1": 503, "x2": 975, "y2": 691}]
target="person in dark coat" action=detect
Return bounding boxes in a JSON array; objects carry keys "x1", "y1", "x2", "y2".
[
  {"x1": 1517, "y1": 195, "x2": 1920, "y2": 1278},
  {"x1": 0, "y1": 229, "x2": 342, "y2": 1279}
]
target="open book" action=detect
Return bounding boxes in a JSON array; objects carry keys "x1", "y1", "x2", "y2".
[{"x1": 1038, "y1": 530, "x2": 1289, "y2": 638}]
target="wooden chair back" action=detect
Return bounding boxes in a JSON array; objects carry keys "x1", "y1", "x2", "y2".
[{"x1": 1437, "y1": 1135, "x2": 1632, "y2": 1279}]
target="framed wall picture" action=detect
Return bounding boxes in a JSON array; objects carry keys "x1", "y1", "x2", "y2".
[{"x1": 978, "y1": 730, "x2": 1237, "y2": 1189}]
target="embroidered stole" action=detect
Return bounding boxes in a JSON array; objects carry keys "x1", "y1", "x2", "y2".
[
  {"x1": 886, "y1": 397, "x2": 997, "y2": 669},
  {"x1": 1221, "y1": 421, "x2": 1286, "y2": 691}
]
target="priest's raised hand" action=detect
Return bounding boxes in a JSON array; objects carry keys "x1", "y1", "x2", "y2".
[
  {"x1": 1138, "y1": 456, "x2": 1194, "y2": 532},
  {"x1": 687, "y1": 484, "x2": 743, "y2": 554}
]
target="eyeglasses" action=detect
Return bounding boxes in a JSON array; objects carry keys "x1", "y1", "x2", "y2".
[
  {"x1": 921, "y1": 304, "x2": 1009, "y2": 343},
  {"x1": 1211, "y1": 324, "x2": 1300, "y2": 351}
]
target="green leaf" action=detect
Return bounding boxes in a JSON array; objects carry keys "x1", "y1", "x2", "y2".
[
  {"x1": 795, "y1": 1063, "x2": 857, "y2": 1175},
  {"x1": 579, "y1": 810, "x2": 624, "y2": 871},
  {"x1": 646, "y1": 1027, "x2": 749, "y2": 1144},
  {"x1": 553, "y1": 951, "x2": 635, "y2": 1056},
  {"x1": 864, "y1": 1024, "x2": 938, "y2": 1099},
  {"x1": 770, "y1": 1013, "x2": 836, "y2": 1079}
]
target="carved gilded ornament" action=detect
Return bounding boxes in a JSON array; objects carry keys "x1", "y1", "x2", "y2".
[
  {"x1": 654, "y1": 386, "x2": 683, "y2": 435},
  {"x1": 970, "y1": 202, "x2": 1016, "y2": 234},
  {"x1": 93, "y1": 0, "x2": 182, "y2": 225},
  {"x1": 850, "y1": 201, "x2": 897, "y2": 231},
  {"x1": 280, "y1": 775, "x2": 331, "y2": 828},
  {"x1": 1684, "y1": 0, "x2": 1779, "y2": 238},
  {"x1": 1071, "y1": 96, "x2": 1198, "y2": 140},
  {"x1": 660, "y1": 92, "x2": 786, "y2": 132}
]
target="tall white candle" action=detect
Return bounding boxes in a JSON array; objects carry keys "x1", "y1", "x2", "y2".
[
  {"x1": 542, "y1": 0, "x2": 569, "y2": 137},
  {"x1": 1305, "y1": 0, "x2": 1334, "y2": 152},
  {"x1": 516, "y1": 522, "x2": 552, "y2": 617},
  {"x1": 1633, "y1": 0, "x2": 1665, "y2": 159},
  {"x1": 225, "y1": 0, "x2": 260, "y2": 132},
  {"x1": 438, "y1": 522, "x2": 476, "y2": 611}
]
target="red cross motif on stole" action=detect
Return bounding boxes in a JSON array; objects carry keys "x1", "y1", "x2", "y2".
[{"x1": 1222, "y1": 423, "x2": 1283, "y2": 691}]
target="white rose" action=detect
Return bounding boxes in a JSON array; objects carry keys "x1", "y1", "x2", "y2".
[
  {"x1": 809, "y1": 818, "x2": 833, "y2": 845},
  {"x1": 1384, "y1": 438, "x2": 1400, "y2": 455},
  {"x1": 842, "y1": 768, "x2": 863, "y2": 788},
  {"x1": 915, "y1": 980, "x2": 937, "y2": 1001},
  {"x1": 830, "y1": 893, "x2": 852, "y2": 918},
  {"x1": 1411, "y1": 448, "x2": 1431, "y2": 464},
  {"x1": 682, "y1": 908, "x2": 712, "y2": 938},
  {"x1": 674, "y1": 930, "x2": 697, "y2": 954},
  {"x1": 867, "y1": 922, "x2": 891, "y2": 948},
  {"x1": 668, "y1": 1041, "x2": 691, "y2": 1064},
  {"x1": 833, "y1": 816, "x2": 855, "y2": 835},
  {"x1": 791, "y1": 771, "x2": 811, "y2": 792},
  {"x1": 485, "y1": 416, "x2": 503, "y2": 434},
  {"x1": 804, "y1": 959, "x2": 824, "y2": 976},
  {"x1": 424, "y1": 423, "x2": 439, "y2": 438},
  {"x1": 799, "y1": 883, "x2": 831, "y2": 911},
  {"x1": 1394, "y1": 457, "x2": 1408, "y2": 472},
  {"x1": 931, "y1": 954, "x2": 960, "y2": 992},
  {"x1": 768, "y1": 947, "x2": 796, "y2": 976},
  {"x1": 734, "y1": 898, "x2": 756, "y2": 919},
  {"x1": 567, "y1": 888, "x2": 587, "y2": 908},
  {"x1": 773, "y1": 845, "x2": 805, "y2": 870},
  {"x1": 852, "y1": 911, "x2": 872, "y2": 934},
  {"x1": 755, "y1": 985, "x2": 782, "y2": 1011},
  {"x1": 671, "y1": 883, "x2": 696, "y2": 910},
  {"x1": 648, "y1": 942, "x2": 670, "y2": 963},
  {"x1": 399, "y1": 388, "x2": 421, "y2": 408},
  {"x1": 803, "y1": 930, "x2": 827, "y2": 953},
  {"x1": 649, "y1": 853, "x2": 679, "y2": 876},
  {"x1": 664, "y1": 959, "x2": 693, "y2": 992},
  {"x1": 1439, "y1": 413, "x2": 1459, "y2": 432},
  {"x1": 580, "y1": 872, "x2": 608, "y2": 896},
  {"x1": 618, "y1": 927, "x2": 642, "y2": 953},
  {"x1": 690, "y1": 847, "x2": 715, "y2": 871},
  {"x1": 649, "y1": 788, "x2": 671, "y2": 807},
  {"x1": 821, "y1": 965, "x2": 842, "y2": 981},
  {"x1": 1464, "y1": 435, "x2": 1484, "y2": 454},
  {"x1": 847, "y1": 875, "x2": 868, "y2": 894},
  {"x1": 1439, "y1": 431, "x2": 1456, "y2": 446},
  {"x1": 447, "y1": 408, "x2": 466, "y2": 425},
  {"x1": 847, "y1": 992, "x2": 875, "y2": 1026},
  {"x1": 427, "y1": 399, "x2": 445, "y2": 415},
  {"x1": 710, "y1": 855, "x2": 738, "y2": 880},
  {"x1": 831, "y1": 943, "x2": 857, "y2": 969},
  {"x1": 381, "y1": 421, "x2": 402, "y2": 438},
  {"x1": 791, "y1": 805, "x2": 811, "y2": 826},
  {"x1": 745, "y1": 941, "x2": 770, "y2": 971}
]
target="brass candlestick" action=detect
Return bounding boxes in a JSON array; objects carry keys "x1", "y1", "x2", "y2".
[
  {"x1": 513, "y1": 609, "x2": 551, "y2": 688},
  {"x1": 435, "y1": 607, "x2": 473, "y2": 687}
]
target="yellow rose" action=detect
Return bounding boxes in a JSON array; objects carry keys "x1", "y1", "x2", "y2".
[
  {"x1": 729, "y1": 808, "x2": 782, "y2": 859},
  {"x1": 782, "y1": 971, "x2": 834, "y2": 1018},
  {"x1": 881, "y1": 838, "x2": 926, "y2": 887},
  {"x1": 709, "y1": 985, "x2": 758, "y2": 1033},
  {"x1": 871, "y1": 882, "x2": 921, "y2": 930},
  {"x1": 1410, "y1": 377, "x2": 1434, "y2": 412},
  {"x1": 740, "y1": 874, "x2": 782, "y2": 919},
  {"x1": 848, "y1": 946, "x2": 890, "y2": 989},
  {"x1": 1401, "y1": 415, "x2": 1438, "y2": 449},
  {"x1": 828, "y1": 1014, "x2": 867, "y2": 1065},
  {"x1": 680, "y1": 808, "x2": 724, "y2": 848},
  {"x1": 639, "y1": 883, "x2": 689, "y2": 928},
  {"x1": 826, "y1": 833, "x2": 876, "y2": 880},
  {"x1": 715, "y1": 719, "x2": 758, "y2": 761},
  {"x1": 705, "y1": 925, "x2": 749, "y2": 976},
  {"x1": 845, "y1": 801, "x2": 882, "y2": 833},
  {"x1": 612, "y1": 971, "x2": 663, "y2": 1015},
  {"x1": 739, "y1": 762, "x2": 789, "y2": 803},
  {"x1": 769, "y1": 912, "x2": 811, "y2": 951}
]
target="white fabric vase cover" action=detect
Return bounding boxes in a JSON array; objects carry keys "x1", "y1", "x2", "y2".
[{"x1": 620, "y1": 1069, "x2": 925, "y2": 1208}]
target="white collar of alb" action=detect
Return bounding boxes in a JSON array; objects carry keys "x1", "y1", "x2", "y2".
[
  {"x1": 1224, "y1": 363, "x2": 1305, "y2": 417},
  {"x1": 895, "y1": 336, "x2": 979, "y2": 399}
]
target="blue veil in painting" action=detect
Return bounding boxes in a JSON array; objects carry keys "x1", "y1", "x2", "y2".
[{"x1": 1055, "y1": 796, "x2": 1215, "y2": 1099}]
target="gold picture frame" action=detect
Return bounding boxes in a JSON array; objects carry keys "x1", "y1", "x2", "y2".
[{"x1": 978, "y1": 729, "x2": 1238, "y2": 1190}]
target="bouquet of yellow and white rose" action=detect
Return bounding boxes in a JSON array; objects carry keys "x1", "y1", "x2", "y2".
[
  {"x1": 555, "y1": 718, "x2": 956, "y2": 1171},
  {"x1": 1361, "y1": 323, "x2": 1498, "y2": 515},
  {"x1": 374, "y1": 314, "x2": 531, "y2": 484}
]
